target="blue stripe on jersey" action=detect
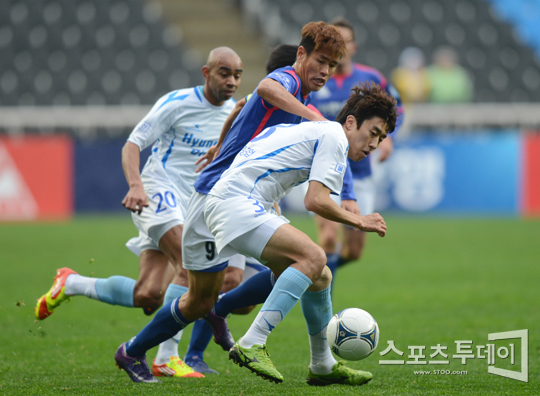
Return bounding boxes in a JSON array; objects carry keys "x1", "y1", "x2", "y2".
[
  {"x1": 235, "y1": 144, "x2": 293, "y2": 168},
  {"x1": 194, "y1": 86, "x2": 203, "y2": 102},
  {"x1": 161, "y1": 130, "x2": 177, "y2": 168},
  {"x1": 157, "y1": 91, "x2": 189, "y2": 111},
  {"x1": 234, "y1": 139, "x2": 318, "y2": 169},
  {"x1": 250, "y1": 167, "x2": 309, "y2": 196}
]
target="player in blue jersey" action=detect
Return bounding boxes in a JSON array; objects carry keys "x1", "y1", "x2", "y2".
[
  {"x1": 182, "y1": 44, "x2": 308, "y2": 375},
  {"x1": 310, "y1": 18, "x2": 404, "y2": 280},
  {"x1": 35, "y1": 47, "x2": 245, "y2": 379},
  {"x1": 113, "y1": 21, "x2": 351, "y2": 384}
]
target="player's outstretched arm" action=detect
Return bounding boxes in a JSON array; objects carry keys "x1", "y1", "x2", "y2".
[
  {"x1": 195, "y1": 97, "x2": 247, "y2": 173},
  {"x1": 305, "y1": 181, "x2": 386, "y2": 237},
  {"x1": 121, "y1": 141, "x2": 149, "y2": 215},
  {"x1": 257, "y1": 79, "x2": 326, "y2": 122}
]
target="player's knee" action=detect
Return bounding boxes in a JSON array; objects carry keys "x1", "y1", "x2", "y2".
[
  {"x1": 302, "y1": 245, "x2": 327, "y2": 280},
  {"x1": 316, "y1": 265, "x2": 333, "y2": 289},
  {"x1": 133, "y1": 284, "x2": 165, "y2": 308}
]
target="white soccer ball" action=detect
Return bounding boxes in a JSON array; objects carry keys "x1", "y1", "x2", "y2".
[{"x1": 327, "y1": 308, "x2": 379, "y2": 361}]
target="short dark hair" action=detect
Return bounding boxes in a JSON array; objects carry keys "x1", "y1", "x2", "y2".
[
  {"x1": 335, "y1": 82, "x2": 398, "y2": 134},
  {"x1": 266, "y1": 44, "x2": 299, "y2": 74},
  {"x1": 299, "y1": 21, "x2": 347, "y2": 58},
  {"x1": 329, "y1": 17, "x2": 355, "y2": 41}
]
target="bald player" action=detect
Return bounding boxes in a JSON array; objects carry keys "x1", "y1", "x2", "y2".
[{"x1": 34, "y1": 47, "x2": 244, "y2": 379}]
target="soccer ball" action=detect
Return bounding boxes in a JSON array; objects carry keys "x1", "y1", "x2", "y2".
[{"x1": 327, "y1": 308, "x2": 379, "y2": 361}]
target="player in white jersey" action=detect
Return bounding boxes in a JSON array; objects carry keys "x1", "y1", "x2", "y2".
[
  {"x1": 34, "y1": 47, "x2": 243, "y2": 379},
  {"x1": 216, "y1": 83, "x2": 397, "y2": 385}
]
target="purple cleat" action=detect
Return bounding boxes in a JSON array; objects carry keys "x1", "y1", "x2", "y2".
[
  {"x1": 115, "y1": 342, "x2": 161, "y2": 383},
  {"x1": 203, "y1": 310, "x2": 235, "y2": 351},
  {"x1": 185, "y1": 356, "x2": 219, "y2": 374}
]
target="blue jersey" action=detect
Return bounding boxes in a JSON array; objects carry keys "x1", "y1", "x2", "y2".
[
  {"x1": 310, "y1": 63, "x2": 404, "y2": 179},
  {"x1": 194, "y1": 66, "x2": 310, "y2": 195}
]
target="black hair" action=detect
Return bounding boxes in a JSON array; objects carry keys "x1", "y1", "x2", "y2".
[
  {"x1": 266, "y1": 44, "x2": 299, "y2": 74},
  {"x1": 335, "y1": 82, "x2": 398, "y2": 133}
]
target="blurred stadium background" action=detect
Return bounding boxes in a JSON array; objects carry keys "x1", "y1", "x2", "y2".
[
  {"x1": 1, "y1": 3, "x2": 539, "y2": 393},
  {"x1": 1, "y1": 0, "x2": 540, "y2": 220}
]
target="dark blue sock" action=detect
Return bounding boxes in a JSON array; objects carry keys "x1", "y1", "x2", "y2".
[
  {"x1": 326, "y1": 252, "x2": 339, "y2": 276},
  {"x1": 214, "y1": 269, "x2": 274, "y2": 317},
  {"x1": 126, "y1": 298, "x2": 192, "y2": 358},
  {"x1": 185, "y1": 319, "x2": 213, "y2": 361}
]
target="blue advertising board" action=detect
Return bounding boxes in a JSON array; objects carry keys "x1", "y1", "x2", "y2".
[
  {"x1": 74, "y1": 140, "x2": 151, "y2": 212},
  {"x1": 74, "y1": 132, "x2": 521, "y2": 215},
  {"x1": 372, "y1": 132, "x2": 520, "y2": 214}
]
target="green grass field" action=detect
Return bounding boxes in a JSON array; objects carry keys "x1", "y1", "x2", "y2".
[{"x1": 0, "y1": 214, "x2": 538, "y2": 395}]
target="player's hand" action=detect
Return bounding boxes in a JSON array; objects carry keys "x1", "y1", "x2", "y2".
[
  {"x1": 358, "y1": 213, "x2": 387, "y2": 237},
  {"x1": 122, "y1": 185, "x2": 149, "y2": 215},
  {"x1": 341, "y1": 199, "x2": 361, "y2": 216},
  {"x1": 377, "y1": 137, "x2": 393, "y2": 162},
  {"x1": 195, "y1": 145, "x2": 220, "y2": 173}
]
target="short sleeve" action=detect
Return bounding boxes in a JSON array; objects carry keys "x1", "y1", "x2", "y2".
[
  {"x1": 127, "y1": 91, "x2": 185, "y2": 151},
  {"x1": 266, "y1": 69, "x2": 299, "y2": 96},
  {"x1": 309, "y1": 124, "x2": 349, "y2": 195}
]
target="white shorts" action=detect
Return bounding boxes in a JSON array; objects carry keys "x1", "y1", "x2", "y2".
[
  {"x1": 228, "y1": 253, "x2": 246, "y2": 270},
  {"x1": 204, "y1": 194, "x2": 288, "y2": 262},
  {"x1": 182, "y1": 192, "x2": 234, "y2": 272},
  {"x1": 126, "y1": 177, "x2": 185, "y2": 256}
]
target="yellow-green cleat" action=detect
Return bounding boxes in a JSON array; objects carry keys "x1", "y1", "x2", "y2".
[
  {"x1": 228, "y1": 340, "x2": 283, "y2": 383},
  {"x1": 35, "y1": 268, "x2": 77, "y2": 320},
  {"x1": 152, "y1": 356, "x2": 204, "y2": 378},
  {"x1": 306, "y1": 361, "x2": 373, "y2": 386}
]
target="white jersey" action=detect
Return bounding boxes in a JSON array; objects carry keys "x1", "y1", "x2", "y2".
[
  {"x1": 209, "y1": 121, "x2": 349, "y2": 205},
  {"x1": 128, "y1": 86, "x2": 236, "y2": 206}
]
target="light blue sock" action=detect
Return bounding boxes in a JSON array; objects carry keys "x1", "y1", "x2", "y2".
[
  {"x1": 240, "y1": 267, "x2": 312, "y2": 347},
  {"x1": 95, "y1": 276, "x2": 136, "y2": 307},
  {"x1": 300, "y1": 286, "x2": 332, "y2": 336},
  {"x1": 164, "y1": 284, "x2": 188, "y2": 304},
  {"x1": 300, "y1": 286, "x2": 336, "y2": 371}
]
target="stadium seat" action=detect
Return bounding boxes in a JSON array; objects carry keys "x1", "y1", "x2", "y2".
[{"x1": 1, "y1": 0, "x2": 201, "y2": 106}]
